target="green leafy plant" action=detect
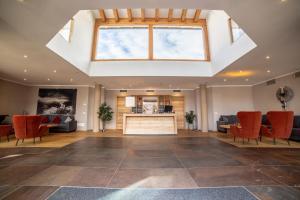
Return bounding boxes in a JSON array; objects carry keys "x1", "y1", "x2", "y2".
[
  {"x1": 185, "y1": 111, "x2": 196, "y2": 130},
  {"x1": 98, "y1": 103, "x2": 113, "y2": 132}
]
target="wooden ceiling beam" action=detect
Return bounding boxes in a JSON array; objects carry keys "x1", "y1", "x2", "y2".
[
  {"x1": 168, "y1": 8, "x2": 173, "y2": 22},
  {"x1": 113, "y1": 9, "x2": 119, "y2": 22},
  {"x1": 155, "y1": 8, "x2": 160, "y2": 22},
  {"x1": 99, "y1": 9, "x2": 106, "y2": 22},
  {"x1": 181, "y1": 9, "x2": 187, "y2": 22},
  {"x1": 194, "y1": 9, "x2": 201, "y2": 22},
  {"x1": 141, "y1": 8, "x2": 145, "y2": 21},
  {"x1": 127, "y1": 8, "x2": 132, "y2": 22}
]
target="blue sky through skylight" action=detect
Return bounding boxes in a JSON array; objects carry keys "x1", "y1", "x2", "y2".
[
  {"x1": 153, "y1": 27, "x2": 205, "y2": 59},
  {"x1": 96, "y1": 27, "x2": 148, "y2": 59}
]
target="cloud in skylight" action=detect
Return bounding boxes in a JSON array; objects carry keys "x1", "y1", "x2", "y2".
[{"x1": 96, "y1": 27, "x2": 205, "y2": 60}]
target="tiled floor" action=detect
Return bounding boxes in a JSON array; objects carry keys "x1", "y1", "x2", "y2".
[{"x1": 0, "y1": 135, "x2": 300, "y2": 199}]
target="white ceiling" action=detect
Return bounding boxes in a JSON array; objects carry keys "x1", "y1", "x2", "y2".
[{"x1": 0, "y1": 0, "x2": 299, "y2": 89}]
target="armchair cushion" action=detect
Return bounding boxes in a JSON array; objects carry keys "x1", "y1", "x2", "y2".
[{"x1": 52, "y1": 116, "x2": 61, "y2": 124}]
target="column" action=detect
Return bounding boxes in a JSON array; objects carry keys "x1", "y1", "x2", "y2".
[
  {"x1": 93, "y1": 84, "x2": 101, "y2": 132},
  {"x1": 200, "y1": 85, "x2": 208, "y2": 132},
  {"x1": 99, "y1": 86, "x2": 105, "y2": 130},
  {"x1": 195, "y1": 88, "x2": 202, "y2": 130}
]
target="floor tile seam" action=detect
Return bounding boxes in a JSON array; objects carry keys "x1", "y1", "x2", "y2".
[
  {"x1": 185, "y1": 164, "x2": 295, "y2": 170},
  {"x1": 0, "y1": 185, "x2": 22, "y2": 200},
  {"x1": 105, "y1": 153, "x2": 128, "y2": 187},
  {"x1": 242, "y1": 186, "x2": 262, "y2": 200},
  {"x1": 255, "y1": 168, "x2": 291, "y2": 186},
  {"x1": 45, "y1": 186, "x2": 62, "y2": 200}
]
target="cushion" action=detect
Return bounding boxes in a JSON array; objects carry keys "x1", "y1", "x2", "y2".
[
  {"x1": 1, "y1": 115, "x2": 12, "y2": 125},
  {"x1": 52, "y1": 116, "x2": 61, "y2": 124},
  {"x1": 41, "y1": 116, "x2": 49, "y2": 124},
  {"x1": 64, "y1": 116, "x2": 72, "y2": 123},
  {"x1": 293, "y1": 116, "x2": 300, "y2": 128}
]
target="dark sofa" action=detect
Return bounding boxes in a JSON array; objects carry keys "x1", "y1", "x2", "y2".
[
  {"x1": 41, "y1": 115, "x2": 77, "y2": 133},
  {"x1": 217, "y1": 115, "x2": 238, "y2": 133},
  {"x1": 290, "y1": 116, "x2": 300, "y2": 141}
]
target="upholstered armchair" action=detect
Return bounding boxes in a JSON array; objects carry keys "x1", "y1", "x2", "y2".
[
  {"x1": 0, "y1": 125, "x2": 12, "y2": 142},
  {"x1": 230, "y1": 111, "x2": 262, "y2": 144},
  {"x1": 13, "y1": 115, "x2": 48, "y2": 146},
  {"x1": 261, "y1": 111, "x2": 294, "y2": 145}
]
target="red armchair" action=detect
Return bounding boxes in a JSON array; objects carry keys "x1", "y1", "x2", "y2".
[
  {"x1": 13, "y1": 115, "x2": 48, "y2": 146},
  {"x1": 0, "y1": 125, "x2": 12, "y2": 142},
  {"x1": 230, "y1": 111, "x2": 262, "y2": 144},
  {"x1": 261, "y1": 111, "x2": 294, "y2": 145}
]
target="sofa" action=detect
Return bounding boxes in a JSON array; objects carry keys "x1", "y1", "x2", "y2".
[
  {"x1": 217, "y1": 115, "x2": 238, "y2": 133},
  {"x1": 290, "y1": 116, "x2": 300, "y2": 141},
  {"x1": 40, "y1": 114, "x2": 77, "y2": 133}
]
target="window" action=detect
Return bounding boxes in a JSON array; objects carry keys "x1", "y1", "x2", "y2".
[
  {"x1": 95, "y1": 26, "x2": 148, "y2": 59},
  {"x1": 59, "y1": 19, "x2": 74, "y2": 42},
  {"x1": 229, "y1": 18, "x2": 245, "y2": 43},
  {"x1": 153, "y1": 26, "x2": 206, "y2": 60},
  {"x1": 93, "y1": 22, "x2": 209, "y2": 61}
]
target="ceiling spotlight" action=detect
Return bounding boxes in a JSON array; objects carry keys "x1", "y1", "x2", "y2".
[
  {"x1": 24, "y1": 69, "x2": 27, "y2": 73},
  {"x1": 266, "y1": 56, "x2": 270, "y2": 60},
  {"x1": 267, "y1": 70, "x2": 271, "y2": 73},
  {"x1": 17, "y1": 0, "x2": 25, "y2": 3},
  {"x1": 224, "y1": 79, "x2": 227, "y2": 82},
  {"x1": 70, "y1": 78, "x2": 73, "y2": 82},
  {"x1": 239, "y1": 70, "x2": 243, "y2": 73},
  {"x1": 47, "y1": 78, "x2": 50, "y2": 81},
  {"x1": 23, "y1": 78, "x2": 27, "y2": 81},
  {"x1": 245, "y1": 78, "x2": 249, "y2": 81},
  {"x1": 23, "y1": 54, "x2": 28, "y2": 58},
  {"x1": 281, "y1": 0, "x2": 287, "y2": 2},
  {"x1": 53, "y1": 70, "x2": 57, "y2": 73}
]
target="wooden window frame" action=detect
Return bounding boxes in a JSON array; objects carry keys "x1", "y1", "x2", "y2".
[{"x1": 91, "y1": 18, "x2": 211, "y2": 61}]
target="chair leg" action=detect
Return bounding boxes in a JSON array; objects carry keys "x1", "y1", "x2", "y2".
[
  {"x1": 273, "y1": 138, "x2": 276, "y2": 145},
  {"x1": 0, "y1": 136, "x2": 1, "y2": 142},
  {"x1": 7, "y1": 135, "x2": 9, "y2": 142},
  {"x1": 40, "y1": 136, "x2": 42, "y2": 141},
  {"x1": 16, "y1": 139, "x2": 19, "y2": 146},
  {"x1": 22, "y1": 139, "x2": 24, "y2": 143},
  {"x1": 233, "y1": 136, "x2": 236, "y2": 142},
  {"x1": 248, "y1": 138, "x2": 250, "y2": 143},
  {"x1": 242, "y1": 138, "x2": 245, "y2": 144},
  {"x1": 255, "y1": 138, "x2": 258, "y2": 145},
  {"x1": 33, "y1": 137, "x2": 35, "y2": 144},
  {"x1": 287, "y1": 139, "x2": 290, "y2": 146},
  {"x1": 260, "y1": 136, "x2": 262, "y2": 142}
]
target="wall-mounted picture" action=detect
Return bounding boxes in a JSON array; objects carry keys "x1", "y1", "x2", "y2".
[{"x1": 37, "y1": 89, "x2": 77, "y2": 115}]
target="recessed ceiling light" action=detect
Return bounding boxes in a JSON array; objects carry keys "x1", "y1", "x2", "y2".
[
  {"x1": 23, "y1": 78, "x2": 27, "y2": 81},
  {"x1": 47, "y1": 78, "x2": 50, "y2": 81},
  {"x1": 239, "y1": 70, "x2": 243, "y2": 73},
  {"x1": 24, "y1": 69, "x2": 27, "y2": 73},
  {"x1": 70, "y1": 78, "x2": 73, "y2": 82},
  {"x1": 53, "y1": 70, "x2": 57, "y2": 73},
  {"x1": 223, "y1": 79, "x2": 227, "y2": 82},
  {"x1": 267, "y1": 70, "x2": 271, "y2": 73},
  {"x1": 266, "y1": 56, "x2": 270, "y2": 60},
  {"x1": 17, "y1": 0, "x2": 25, "y2": 3},
  {"x1": 23, "y1": 54, "x2": 28, "y2": 58},
  {"x1": 245, "y1": 78, "x2": 249, "y2": 81},
  {"x1": 281, "y1": 0, "x2": 287, "y2": 2}
]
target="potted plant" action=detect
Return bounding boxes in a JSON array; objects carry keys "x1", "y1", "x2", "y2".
[
  {"x1": 98, "y1": 103, "x2": 113, "y2": 132},
  {"x1": 185, "y1": 111, "x2": 196, "y2": 131}
]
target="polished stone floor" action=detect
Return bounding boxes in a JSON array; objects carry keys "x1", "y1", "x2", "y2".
[{"x1": 0, "y1": 136, "x2": 300, "y2": 199}]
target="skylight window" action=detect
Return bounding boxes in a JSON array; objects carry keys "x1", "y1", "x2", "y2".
[
  {"x1": 229, "y1": 19, "x2": 245, "y2": 43},
  {"x1": 153, "y1": 26, "x2": 206, "y2": 60},
  {"x1": 59, "y1": 19, "x2": 73, "y2": 42},
  {"x1": 95, "y1": 26, "x2": 148, "y2": 59}
]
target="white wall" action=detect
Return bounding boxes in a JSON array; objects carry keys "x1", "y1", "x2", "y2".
[
  {"x1": 253, "y1": 73, "x2": 300, "y2": 115},
  {"x1": 25, "y1": 86, "x2": 92, "y2": 131},
  {"x1": 47, "y1": 10, "x2": 94, "y2": 74},
  {"x1": 0, "y1": 79, "x2": 30, "y2": 115},
  {"x1": 207, "y1": 86, "x2": 255, "y2": 131},
  {"x1": 105, "y1": 90, "x2": 197, "y2": 129}
]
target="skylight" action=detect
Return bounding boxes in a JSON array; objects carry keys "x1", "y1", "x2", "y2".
[
  {"x1": 153, "y1": 26, "x2": 205, "y2": 60},
  {"x1": 95, "y1": 27, "x2": 148, "y2": 59},
  {"x1": 229, "y1": 19, "x2": 245, "y2": 43},
  {"x1": 58, "y1": 19, "x2": 73, "y2": 42}
]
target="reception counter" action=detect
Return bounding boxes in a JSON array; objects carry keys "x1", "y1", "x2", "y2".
[{"x1": 123, "y1": 113, "x2": 177, "y2": 135}]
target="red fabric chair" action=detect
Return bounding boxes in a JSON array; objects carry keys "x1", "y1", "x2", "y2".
[
  {"x1": 230, "y1": 111, "x2": 262, "y2": 144},
  {"x1": 261, "y1": 111, "x2": 294, "y2": 145},
  {"x1": 12, "y1": 115, "x2": 48, "y2": 146},
  {"x1": 0, "y1": 125, "x2": 12, "y2": 142}
]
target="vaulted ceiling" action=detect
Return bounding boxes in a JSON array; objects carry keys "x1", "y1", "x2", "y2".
[{"x1": 0, "y1": 0, "x2": 299, "y2": 89}]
